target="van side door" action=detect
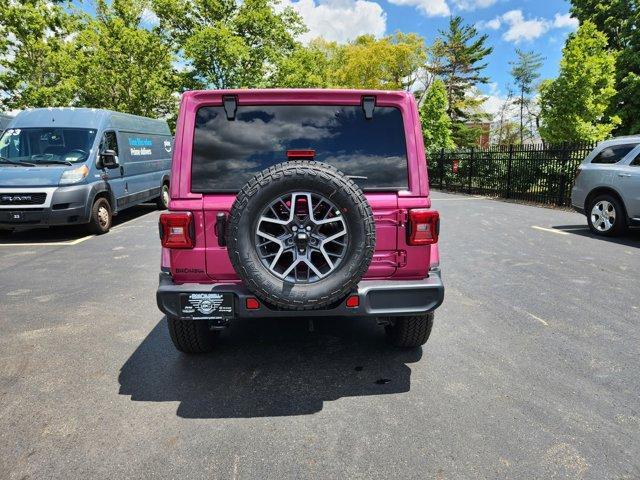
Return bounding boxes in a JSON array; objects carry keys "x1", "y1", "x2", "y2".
[
  {"x1": 119, "y1": 133, "x2": 169, "y2": 206},
  {"x1": 99, "y1": 130, "x2": 126, "y2": 209}
]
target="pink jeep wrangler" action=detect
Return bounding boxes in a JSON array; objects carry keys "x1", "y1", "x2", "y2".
[{"x1": 157, "y1": 89, "x2": 444, "y2": 353}]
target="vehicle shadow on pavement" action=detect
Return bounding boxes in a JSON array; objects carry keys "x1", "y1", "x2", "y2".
[
  {"x1": 118, "y1": 316, "x2": 422, "y2": 418},
  {"x1": 0, "y1": 203, "x2": 157, "y2": 244},
  {"x1": 552, "y1": 225, "x2": 640, "y2": 248}
]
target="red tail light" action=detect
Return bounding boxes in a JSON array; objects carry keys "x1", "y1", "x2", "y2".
[
  {"x1": 407, "y1": 209, "x2": 439, "y2": 245},
  {"x1": 159, "y1": 212, "x2": 195, "y2": 249}
]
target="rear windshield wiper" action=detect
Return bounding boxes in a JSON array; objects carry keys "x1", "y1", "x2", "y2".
[{"x1": 0, "y1": 156, "x2": 36, "y2": 167}]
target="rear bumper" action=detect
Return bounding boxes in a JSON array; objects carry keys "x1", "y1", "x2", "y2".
[{"x1": 156, "y1": 269, "x2": 444, "y2": 321}]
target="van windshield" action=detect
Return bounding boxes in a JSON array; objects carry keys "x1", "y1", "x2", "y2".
[
  {"x1": 191, "y1": 105, "x2": 409, "y2": 191},
  {"x1": 0, "y1": 128, "x2": 97, "y2": 166}
]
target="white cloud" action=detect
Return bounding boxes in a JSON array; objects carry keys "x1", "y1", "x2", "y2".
[
  {"x1": 452, "y1": 0, "x2": 498, "y2": 11},
  {"x1": 282, "y1": 0, "x2": 386, "y2": 43},
  {"x1": 387, "y1": 0, "x2": 497, "y2": 17},
  {"x1": 481, "y1": 10, "x2": 580, "y2": 44},
  {"x1": 501, "y1": 10, "x2": 550, "y2": 43},
  {"x1": 481, "y1": 83, "x2": 508, "y2": 117},
  {"x1": 477, "y1": 17, "x2": 502, "y2": 30},
  {"x1": 387, "y1": 0, "x2": 450, "y2": 17},
  {"x1": 553, "y1": 13, "x2": 579, "y2": 30}
]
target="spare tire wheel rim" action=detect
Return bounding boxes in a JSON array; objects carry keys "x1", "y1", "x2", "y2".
[{"x1": 255, "y1": 192, "x2": 348, "y2": 283}]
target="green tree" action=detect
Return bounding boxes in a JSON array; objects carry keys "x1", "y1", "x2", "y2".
[
  {"x1": 271, "y1": 39, "x2": 335, "y2": 88},
  {"x1": 271, "y1": 33, "x2": 428, "y2": 90},
  {"x1": 420, "y1": 79, "x2": 454, "y2": 154},
  {"x1": 539, "y1": 21, "x2": 620, "y2": 143},
  {"x1": 509, "y1": 49, "x2": 543, "y2": 144},
  {"x1": 152, "y1": 0, "x2": 305, "y2": 89},
  {"x1": 0, "y1": 0, "x2": 79, "y2": 109},
  {"x1": 428, "y1": 16, "x2": 493, "y2": 147},
  {"x1": 570, "y1": 0, "x2": 640, "y2": 134},
  {"x1": 332, "y1": 33, "x2": 427, "y2": 90},
  {"x1": 73, "y1": 0, "x2": 177, "y2": 118}
]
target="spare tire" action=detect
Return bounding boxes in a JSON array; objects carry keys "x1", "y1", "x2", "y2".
[{"x1": 226, "y1": 161, "x2": 376, "y2": 310}]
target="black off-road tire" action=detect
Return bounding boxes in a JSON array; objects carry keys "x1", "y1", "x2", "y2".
[
  {"x1": 385, "y1": 313, "x2": 434, "y2": 348},
  {"x1": 586, "y1": 193, "x2": 627, "y2": 237},
  {"x1": 226, "y1": 161, "x2": 376, "y2": 310},
  {"x1": 167, "y1": 317, "x2": 219, "y2": 354},
  {"x1": 156, "y1": 182, "x2": 170, "y2": 210},
  {"x1": 87, "y1": 197, "x2": 112, "y2": 234}
]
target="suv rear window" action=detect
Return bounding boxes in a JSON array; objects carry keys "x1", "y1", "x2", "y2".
[
  {"x1": 191, "y1": 105, "x2": 408, "y2": 192},
  {"x1": 591, "y1": 144, "x2": 637, "y2": 164}
]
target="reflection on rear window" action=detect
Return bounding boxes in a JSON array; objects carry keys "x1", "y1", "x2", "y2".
[{"x1": 191, "y1": 105, "x2": 408, "y2": 191}]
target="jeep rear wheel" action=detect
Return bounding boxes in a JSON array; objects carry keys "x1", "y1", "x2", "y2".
[
  {"x1": 384, "y1": 313, "x2": 434, "y2": 348},
  {"x1": 226, "y1": 161, "x2": 376, "y2": 310},
  {"x1": 167, "y1": 317, "x2": 219, "y2": 354}
]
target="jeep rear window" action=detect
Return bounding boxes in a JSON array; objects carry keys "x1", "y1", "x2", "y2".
[{"x1": 191, "y1": 105, "x2": 408, "y2": 192}]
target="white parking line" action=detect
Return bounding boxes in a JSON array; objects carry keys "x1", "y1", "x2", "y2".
[
  {"x1": 531, "y1": 226, "x2": 569, "y2": 236},
  {"x1": 0, "y1": 234, "x2": 94, "y2": 247},
  {"x1": 514, "y1": 306, "x2": 550, "y2": 326},
  {"x1": 525, "y1": 311, "x2": 549, "y2": 326}
]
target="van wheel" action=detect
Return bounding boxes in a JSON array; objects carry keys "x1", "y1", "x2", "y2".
[
  {"x1": 157, "y1": 183, "x2": 170, "y2": 210},
  {"x1": 167, "y1": 317, "x2": 219, "y2": 354},
  {"x1": 587, "y1": 194, "x2": 627, "y2": 237},
  {"x1": 87, "y1": 197, "x2": 112, "y2": 234},
  {"x1": 384, "y1": 313, "x2": 434, "y2": 348}
]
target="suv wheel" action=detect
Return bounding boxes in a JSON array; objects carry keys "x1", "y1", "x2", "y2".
[
  {"x1": 226, "y1": 161, "x2": 376, "y2": 310},
  {"x1": 587, "y1": 194, "x2": 626, "y2": 237},
  {"x1": 384, "y1": 313, "x2": 434, "y2": 348},
  {"x1": 167, "y1": 317, "x2": 219, "y2": 354},
  {"x1": 87, "y1": 197, "x2": 113, "y2": 234},
  {"x1": 157, "y1": 183, "x2": 170, "y2": 210}
]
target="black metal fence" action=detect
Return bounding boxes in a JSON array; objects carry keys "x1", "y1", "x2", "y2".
[{"x1": 428, "y1": 143, "x2": 595, "y2": 206}]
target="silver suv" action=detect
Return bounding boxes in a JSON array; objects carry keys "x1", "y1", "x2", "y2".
[{"x1": 571, "y1": 137, "x2": 640, "y2": 236}]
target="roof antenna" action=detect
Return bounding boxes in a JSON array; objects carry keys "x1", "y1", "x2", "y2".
[
  {"x1": 223, "y1": 95, "x2": 238, "y2": 121},
  {"x1": 362, "y1": 96, "x2": 376, "y2": 120}
]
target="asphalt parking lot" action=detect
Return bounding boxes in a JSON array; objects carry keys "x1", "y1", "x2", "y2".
[{"x1": 1, "y1": 192, "x2": 638, "y2": 479}]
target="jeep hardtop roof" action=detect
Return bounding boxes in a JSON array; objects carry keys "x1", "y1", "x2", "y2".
[{"x1": 172, "y1": 89, "x2": 429, "y2": 198}]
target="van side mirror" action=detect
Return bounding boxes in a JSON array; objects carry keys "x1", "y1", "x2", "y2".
[{"x1": 99, "y1": 149, "x2": 119, "y2": 169}]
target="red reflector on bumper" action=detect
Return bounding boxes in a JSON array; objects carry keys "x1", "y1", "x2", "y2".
[
  {"x1": 246, "y1": 297, "x2": 260, "y2": 310},
  {"x1": 346, "y1": 295, "x2": 359, "y2": 308}
]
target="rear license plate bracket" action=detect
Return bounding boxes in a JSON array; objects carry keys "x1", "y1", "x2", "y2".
[{"x1": 179, "y1": 292, "x2": 234, "y2": 320}]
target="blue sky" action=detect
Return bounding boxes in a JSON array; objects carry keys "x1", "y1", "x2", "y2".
[
  {"x1": 281, "y1": 0, "x2": 579, "y2": 113},
  {"x1": 78, "y1": 0, "x2": 578, "y2": 115}
]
